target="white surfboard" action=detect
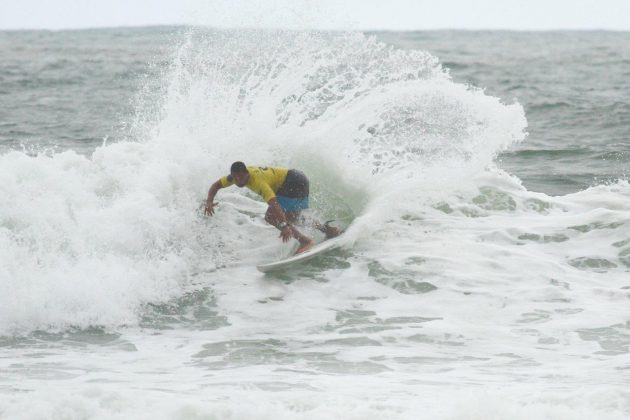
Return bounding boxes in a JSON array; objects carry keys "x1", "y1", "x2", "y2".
[{"x1": 256, "y1": 234, "x2": 345, "y2": 273}]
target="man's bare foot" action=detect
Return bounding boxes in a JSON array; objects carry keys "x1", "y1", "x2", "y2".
[{"x1": 295, "y1": 239, "x2": 315, "y2": 255}]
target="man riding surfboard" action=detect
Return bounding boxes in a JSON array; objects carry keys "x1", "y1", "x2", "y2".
[{"x1": 205, "y1": 162, "x2": 340, "y2": 254}]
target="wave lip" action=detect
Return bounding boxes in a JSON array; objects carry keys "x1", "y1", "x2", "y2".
[{"x1": 0, "y1": 29, "x2": 530, "y2": 335}]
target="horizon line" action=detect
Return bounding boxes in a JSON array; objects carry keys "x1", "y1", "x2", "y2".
[{"x1": 1, "y1": 24, "x2": 629, "y2": 33}]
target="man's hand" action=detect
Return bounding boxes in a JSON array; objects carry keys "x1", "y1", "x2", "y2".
[
  {"x1": 205, "y1": 181, "x2": 223, "y2": 216},
  {"x1": 279, "y1": 225, "x2": 292, "y2": 242},
  {"x1": 204, "y1": 202, "x2": 217, "y2": 216}
]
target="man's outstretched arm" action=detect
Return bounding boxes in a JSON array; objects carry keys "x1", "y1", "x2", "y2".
[
  {"x1": 205, "y1": 180, "x2": 223, "y2": 216},
  {"x1": 266, "y1": 198, "x2": 295, "y2": 242},
  {"x1": 266, "y1": 197, "x2": 289, "y2": 227}
]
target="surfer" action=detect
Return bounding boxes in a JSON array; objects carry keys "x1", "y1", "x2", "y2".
[{"x1": 205, "y1": 162, "x2": 341, "y2": 254}]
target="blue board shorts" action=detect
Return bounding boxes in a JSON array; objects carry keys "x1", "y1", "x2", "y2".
[
  {"x1": 276, "y1": 169, "x2": 309, "y2": 213},
  {"x1": 277, "y1": 195, "x2": 309, "y2": 212}
]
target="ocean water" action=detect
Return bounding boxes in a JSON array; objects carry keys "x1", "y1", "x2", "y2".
[{"x1": 0, "y1": 27, "x2": 629, "y2": 419}]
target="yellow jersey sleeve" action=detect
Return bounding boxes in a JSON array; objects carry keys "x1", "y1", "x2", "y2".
[{"x1": 219, "y1": 175, "x2": 233, "y2": 188}]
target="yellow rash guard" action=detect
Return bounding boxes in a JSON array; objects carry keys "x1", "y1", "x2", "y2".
[{"x1": 220, "y1": 166, "x2": 289, "y2": 203}]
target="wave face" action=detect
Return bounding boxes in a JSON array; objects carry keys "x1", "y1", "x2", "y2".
[
  {"x1": 1, "y1": 29, "x2": 629, "y2": 420},
  {"x1": 0, "y1": 29, "x2": 527, "y2": 334}
]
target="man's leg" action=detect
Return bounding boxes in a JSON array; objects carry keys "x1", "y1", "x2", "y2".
[
  {"x1": 265, "y1": 208, "x2": 313, "y2": 247},
  {"x1": 315, "y1": 220, "x2": 342, "y2": 239},
  {"x1": 285, "y1": 211, "x2": 300, "y2": 224},
  {"x1": 290, "y1": 213, "x2": 342, "y2": 239},
  {"x1": 274, "y1": 170, "x2": 315, "y2": 253}
]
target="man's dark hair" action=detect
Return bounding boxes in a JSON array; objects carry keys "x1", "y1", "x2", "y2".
[{"x1": 230, "y1": 161, "x2": 248, "y2": 173}]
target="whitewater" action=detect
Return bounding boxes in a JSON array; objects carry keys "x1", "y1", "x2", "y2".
[{"x1": 0, "y1": 28, "x2": 629, "y2": 419}]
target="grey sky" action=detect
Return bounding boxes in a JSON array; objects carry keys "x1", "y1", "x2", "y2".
[{"x1": 1, "y1": 0, "x2": 629, "y2": 30}]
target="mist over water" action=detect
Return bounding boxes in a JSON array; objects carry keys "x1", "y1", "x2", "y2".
[{"x1": 0, "y1": 28, "x2": 629, "y2": 419}]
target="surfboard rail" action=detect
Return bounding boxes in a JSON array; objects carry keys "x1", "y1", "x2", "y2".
[{"x1": 256, "y1": 235, "x2": 344, "y2": 273}]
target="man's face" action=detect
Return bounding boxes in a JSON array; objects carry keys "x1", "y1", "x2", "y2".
[{"x1": 232, "y1": 171, "x2": 249, "y2": 187}]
